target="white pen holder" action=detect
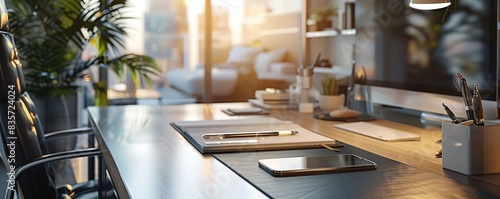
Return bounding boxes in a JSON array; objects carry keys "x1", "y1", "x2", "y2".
[{"x1": 441, "y1": 121, "x2": 500, "y2": 175}]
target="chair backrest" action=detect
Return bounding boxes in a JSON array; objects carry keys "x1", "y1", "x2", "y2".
[
  {"x1": 0, "y1": 1, "x2": 58, "y2": 198},
  {"x1": 0, "y1": 1, "x2": 49, "y2": 153},
  {"x1": 0, "y1": 0, "x2": 9, "y2": 165},
  {"x1": 1, "y1": 0, "x2": 7, "y2": 31}
]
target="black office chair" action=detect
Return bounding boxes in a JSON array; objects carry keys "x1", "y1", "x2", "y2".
[{"x1": 0, "y1": 2, "x2": 114, "y2": 198}]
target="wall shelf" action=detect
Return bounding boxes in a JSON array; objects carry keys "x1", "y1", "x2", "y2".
[
  {"x1": 305, "y1": 29, "x2": 356, "y2": 38},
  {"x1": 306, "y1": 30, "x2": 338, "y2": 38},
  {"x1": 340, "y1": 29, "x2": 356, "y2": 35},
  {"x1": 313, "y1": 66, "x2": 351, "y2": 78},
  {"x1": 302, "y1": 0, "x2": 357, "y2": 85}
]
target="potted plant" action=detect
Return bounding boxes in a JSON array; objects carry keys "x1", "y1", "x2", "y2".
[
  {"x1": 7, "y1": 0, "x2": 161, "y2": 132},
  {"x1": 317, "y1": 75, "x2": 344, "y2": 111}
]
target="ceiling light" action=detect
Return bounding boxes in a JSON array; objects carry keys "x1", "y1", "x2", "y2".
[{"x1": 409, "y1": 0, "x2": 451, "y2": 10}]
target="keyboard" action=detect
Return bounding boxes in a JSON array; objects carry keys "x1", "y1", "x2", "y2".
[{"x1": 333, "y1": 122, "x2": 421, "y2": 141}]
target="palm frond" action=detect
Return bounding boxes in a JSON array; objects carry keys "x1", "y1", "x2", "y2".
[
  {"x1": 7, "y1": 0, "x2": 162, "y2": 95},
  {"x1": 108, "y1": 54, "x2": 161, "y2": 87}
]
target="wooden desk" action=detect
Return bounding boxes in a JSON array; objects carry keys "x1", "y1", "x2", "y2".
[{"x1": 88, "y1": 103, "x2": 500, "y2": 198}]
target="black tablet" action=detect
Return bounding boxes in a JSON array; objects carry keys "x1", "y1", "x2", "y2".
[{"x1": 258, "y1": 154, "x2": 376, "y2": 177}]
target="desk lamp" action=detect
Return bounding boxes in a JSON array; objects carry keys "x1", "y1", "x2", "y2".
[{"x1": 409, "y1": 0, "x2": 451, "y2": 10}]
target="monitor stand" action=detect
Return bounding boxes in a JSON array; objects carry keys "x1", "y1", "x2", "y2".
[{"x1": 371, "y1": 104, "x2": 443, "y2": 129}]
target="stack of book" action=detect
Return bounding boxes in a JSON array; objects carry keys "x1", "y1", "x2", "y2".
[{"x1": 248, "y1": 89, "x2": 295, "y2": 109}]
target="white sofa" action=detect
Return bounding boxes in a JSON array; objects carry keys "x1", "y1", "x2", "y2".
[{"x1": 166, "y1": 45, "x2": 297, "y2": 101}]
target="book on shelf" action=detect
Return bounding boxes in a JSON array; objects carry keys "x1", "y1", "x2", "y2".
[
  {"x1": 171, "y1": 117, "x2": 340, "y2": 154},
  {"x1": 260, "y1": 100, "x2": 290, "y2": 105},
  {"x1": 248, "y1": 99, "x2": 295, "y2": 109},
  {"x1": 255, "y1": 90, "x2": 290, "y2": 100},
  {"x1": 344, "y1": 2, "x2": 355, "y2": 29}
]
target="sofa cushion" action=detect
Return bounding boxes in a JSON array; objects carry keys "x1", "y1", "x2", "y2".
[
  {"x1": 254, "y1": 48, "x2": 287, "y2": 73},
  {"x1": 226, "y1": 45, "x2": 262, "y2": 64},
  {"x1": 269, "y1": 62, "x2": 297, "y2": 75},
  {"x1": 167, "y1": 68, "x2": 238, "y2": 97}
]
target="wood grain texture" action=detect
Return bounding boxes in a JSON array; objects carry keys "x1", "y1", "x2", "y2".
[
  {"x1": 88, "y1": 102, "x2": 500, "y2": 198},
  {"x1": 88, "y1": 104, "x2": 269, "y2": 199}
]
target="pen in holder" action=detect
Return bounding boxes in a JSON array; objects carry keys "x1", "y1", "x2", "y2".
[{"x1": 441, "y1": 121, "x2": 500, "y2": 175}]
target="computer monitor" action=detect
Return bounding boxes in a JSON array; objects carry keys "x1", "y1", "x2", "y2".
[{"x1": 354, "y1": 0, "x2": 498, "y2": 120}]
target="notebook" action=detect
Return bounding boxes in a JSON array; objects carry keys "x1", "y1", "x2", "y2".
[{"x1": 171, "y1": 117, "x2": 339, "y2": 154}]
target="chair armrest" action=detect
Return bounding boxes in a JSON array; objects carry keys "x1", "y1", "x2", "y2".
[
  {"x1": 44, "y1": 127, "x2": 94, "y2": 140},
  {"x1": 57, "y1": 180, "x2": 98, "y2": 197},
  {"x1": 7, "y1": 148, "x2": 102, "y2": 199},
  {"x1": 13, "y1": 148, "x2": 101, "y2": 180},
  {"x1": 269, "y1": 62, "x2": 297, "y2": 75}
]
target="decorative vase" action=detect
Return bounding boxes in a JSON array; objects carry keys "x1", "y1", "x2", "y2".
[{"x1": 317, "y1": 94, "x2": 345, "y2": 112}]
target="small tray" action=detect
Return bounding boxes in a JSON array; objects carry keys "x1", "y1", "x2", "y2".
[
  {"x1": 222, "y1": 109, "x2": 270, "y2": 116},
  {"x1": 313, "y1": 113, "x2": 377, "y2": 122}
]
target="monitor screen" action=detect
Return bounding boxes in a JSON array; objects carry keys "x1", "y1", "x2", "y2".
[{"x1": 354, "y1": 0, "x2": 498, "y2": 119}]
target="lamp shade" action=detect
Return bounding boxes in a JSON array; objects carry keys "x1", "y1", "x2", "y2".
[{"x1": 409, "y1": 0, "x2": 451, "y2": 10}]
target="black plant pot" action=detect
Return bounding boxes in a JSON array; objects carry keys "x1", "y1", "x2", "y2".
[{"x1": 32, "y1": 91, "x2": 83, "y2": 152}]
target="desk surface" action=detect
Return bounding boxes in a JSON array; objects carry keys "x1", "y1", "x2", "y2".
[{"x1": 88, "y1": 103, "x2": 500, "y2": 198}]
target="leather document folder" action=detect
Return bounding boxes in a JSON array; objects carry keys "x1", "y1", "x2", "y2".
[{"x1": 171, "y1": 117, "x2": 339, "y2": 154}]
